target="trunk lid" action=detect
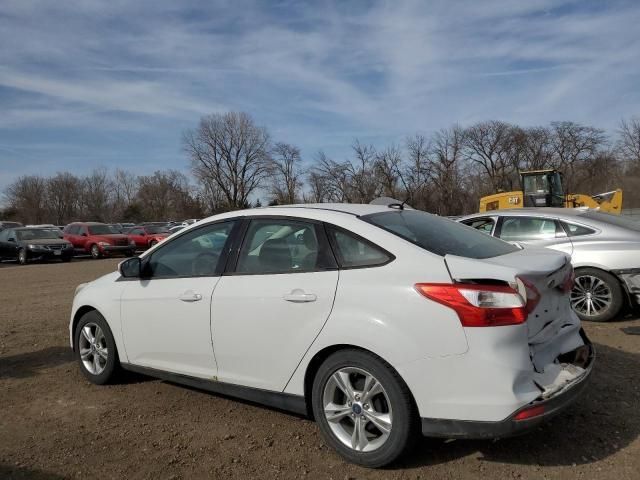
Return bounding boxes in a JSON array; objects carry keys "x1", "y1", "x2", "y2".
[{"x1": 445, "y1": 247, "x2": 584, "y2": 375}]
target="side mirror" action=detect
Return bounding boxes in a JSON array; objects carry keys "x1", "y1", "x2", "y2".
[
  {"x1": 8, "y1": 238, "x2": 15, "y2": 242},
  {"x1": 119, "y1": 257, "x2": 141, "y2": 278},
  {"x1": 81, "y1": 232, "x2": 87, "y2": 237}
]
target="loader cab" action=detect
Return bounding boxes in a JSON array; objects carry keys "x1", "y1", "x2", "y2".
[{"x1": 521, "y1": 170, "x2": 565, "y2": 208}]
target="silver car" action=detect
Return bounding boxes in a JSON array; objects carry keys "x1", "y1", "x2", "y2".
[{"x1": 458, "y1": 208, "x2": 640, "y2": 322}]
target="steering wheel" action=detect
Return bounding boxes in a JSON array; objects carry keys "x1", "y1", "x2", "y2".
[{"x1": 191, "y1": 252, "x2": 219, "y2": 276}]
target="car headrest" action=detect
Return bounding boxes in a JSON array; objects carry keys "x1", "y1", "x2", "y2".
[{"x1": 259, "y1": 238, "x2": 291, "y2": 272}]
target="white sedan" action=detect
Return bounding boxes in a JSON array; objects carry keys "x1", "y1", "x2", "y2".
[{"x1": 70, "y1": 203, "x2": 594, "y2": 467}]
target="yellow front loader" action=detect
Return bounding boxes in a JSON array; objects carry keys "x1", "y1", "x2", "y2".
[{"x1": 479, "y1": 169, "x2": 623, "y2": 214}]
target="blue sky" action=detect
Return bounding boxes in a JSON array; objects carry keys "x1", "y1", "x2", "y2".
[{"x1": 1, "y1": 0, "x2": 640, "y2": 197}]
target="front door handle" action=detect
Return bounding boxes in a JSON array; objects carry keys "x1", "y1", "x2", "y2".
[
  {"x1": 179, "y1": 291, "x2": 203, "y2": 302},
  {"x1": 283, "y1": 289, "x2": 317, "y2": 303}
]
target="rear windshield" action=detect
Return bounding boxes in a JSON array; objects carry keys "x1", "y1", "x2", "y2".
[
  {"x1": 581, "y1": 212, "x2": 640, "y2": 232},
  {"x1": 363, "y1": 210, "x2": 518, "y2": 259},
  {"x1": 88, "y1": 225, "x2": 119, "y2": 235}
]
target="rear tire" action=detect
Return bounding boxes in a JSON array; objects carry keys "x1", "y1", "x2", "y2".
[
  {"x1": 311, "y1": 349, "x2": 418, "y2": 468},
  {"x1": 571, "y1": 268, "x2": 623, "y2": 322},
  {"x1": 74, "y1": 310, "x2": 119, "y2": 385},
  {"x1": 17, "y1": 249, "x2": 28, "y2": 265},
  {"x1": 90, "y1": 244, "x2": 101, "y2": 259}
]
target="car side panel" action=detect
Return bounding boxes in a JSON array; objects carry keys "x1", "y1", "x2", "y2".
[{"x1": 283, "y1": 254, "x2": 468, "y2": 396}]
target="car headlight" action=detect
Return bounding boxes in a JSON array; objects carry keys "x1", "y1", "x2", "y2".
[
  {"x1": 129, "y1": 240, "x2": 136, "y2": 245},
  {"x1": 98, "y1": 242, "x2": 111, "y2": 247},
  {"x1": 74, "y1": 283, "x2": 88, "y2": 296},
  {"x1": 28, "y1": 244, "x2": 44, "y2": 250}
]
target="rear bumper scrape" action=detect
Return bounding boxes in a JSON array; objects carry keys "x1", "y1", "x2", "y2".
[{"x1": 420, "y1": 334, "x2": 595, "y2": 439}]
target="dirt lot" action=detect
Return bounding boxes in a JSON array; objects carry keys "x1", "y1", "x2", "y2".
[{"x1": 0, "y1": 259, "x2": 639, "y2": 480}]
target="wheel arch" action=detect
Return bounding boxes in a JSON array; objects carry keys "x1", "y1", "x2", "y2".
[
  {"x1": 302, "y1": 344, "x2": 417, "y2": 420},
  {"x1": 71, "y1": 305, "x2": 98, "y2": 351}
]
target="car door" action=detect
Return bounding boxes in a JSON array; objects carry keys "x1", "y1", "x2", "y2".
[
  {"x1": 128, "y1": 228, "x2": 145, "y2": 248},
  {"x1": 0, "y1": 229, "x2": 17, "y2": 259},
  {"x1": 211, "y1": 217, "x2": 339, "y2": 391},
  {"x1": 496, "y1": 216, "x2": 573, "y2": 256},
  {"x1": 121, "y1": 220, "x2": 239, "y2": 378}
]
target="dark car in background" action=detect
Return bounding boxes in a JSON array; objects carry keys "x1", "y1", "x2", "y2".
[
  {"x1": 0, "y1": 227, "x2": 74, "y2": 264},
  {"x1": 63, "y1": 222, "x2": 135, "y2": 259},
  {"x1": 0, "y1": 221, "x2": 23, "y2": 231}
]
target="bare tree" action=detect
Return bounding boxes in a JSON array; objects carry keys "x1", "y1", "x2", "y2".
[
  {"x1": 82, "y1": 167, "x2": 113, "y2": 221},
  {"x1": 347, "y1": 140, "x2": 379, "y2": 203},
  {"x1": 309, "y1": 151, "x2": 351, "y2": 202},
  {"x1": 549, "y1": 121, "x2": 606, "y2": 192},
  {"x1": 618, "y1": 117, "x2": 640, "y2": 166},
  {"x1": 137, "y1": 170, "x2": 192, "y2": 220},
  {"x1": 47, "y1": 172, "x2": 82, "y2": 224},
  {"x1": 185, "y1": 111, "x2": 271, "y2": 210},
  {"x1": 428, "y1": 126, "x2": 466, "y2": 215},
  {"x1": 374, "y1": 145, "x2": 404, "y2": 199},
  {"x1": 4, "y1": 175, "x2": 48, "y2": 224},
  {"x1": 269, "y1": 142, "x2": 304, "y2": 205},
  {"x1": 405, "y1": 134, "x2": 432, "y2": 210},
  {"x1": 463, "y1": 121, "x2": 518, "y2": 193},
  {"x1": 511, "y1": 126, "x2": 553, "y2": 171}
]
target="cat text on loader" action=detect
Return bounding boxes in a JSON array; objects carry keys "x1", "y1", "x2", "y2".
[{"x1": 479, "y1": 169, "x2": 623, "y2": 214}]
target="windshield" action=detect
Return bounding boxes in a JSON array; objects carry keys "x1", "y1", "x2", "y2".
[
  {"x1": 16, "y1": 229, "x2": 61, "y2": 241},
  {"x1": 88, "y1": 225, "x2": 119, "y2": 235},
  {"x1": 582, "y1": 212, "x2": 640, "y2": 232},
  {"x1": 363, "y1": 210, "x2": 518, "y2": 259},
  {"x1": 146, "y1": 226, "x2": 169, "y2": 234},
  {"x1": 523, "y1": 174, "x2": 549, "y2": 194}
]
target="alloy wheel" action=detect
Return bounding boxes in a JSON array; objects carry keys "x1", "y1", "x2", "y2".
[
  {"x1": 322, "y1": 367, "x2": 392, "y2": 452},
  {"x1": 570, "y1": 275, "x2": 612, "y2": 317},
  {"x1": 78, "y1": 323, "x2": 108, "y2": 375}
]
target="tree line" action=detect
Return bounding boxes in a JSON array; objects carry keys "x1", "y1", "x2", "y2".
[{"x1": 3, "y1": 112, "x2": 640, "y2": 224}]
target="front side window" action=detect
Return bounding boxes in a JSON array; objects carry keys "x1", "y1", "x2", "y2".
[
  {"x1": 235, "y1": 219, "x2": 335, "y2": 274},
  {"x1": 363, "y1": 210, "x2": 517, "y2": 259},
  {"x1": 499, "y1": 217, "x2": 561, "y2": 242},
  {"x1": 327, "y1": 227, "x2": 392, "y2": 268},
  {"x1": 129, "y1": 228, "x2": 144, "y2": 235},
  {"x1": 145, "y1": 221, "x2": 236, "y2": 278}
]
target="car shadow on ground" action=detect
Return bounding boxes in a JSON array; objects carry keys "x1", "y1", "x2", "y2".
[
  {"x1": 397, "y1": 342, "x2": 639, "y2": 469},
  {"x1": 0, "y1": 346, "x2": 73, "y2": 379},
  {"x1": 0, "y1": 464, "x2": 67, "y2": 479}
]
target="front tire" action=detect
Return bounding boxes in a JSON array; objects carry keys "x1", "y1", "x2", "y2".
[
  {"x1": 74, "y1": 310, "x2": 119, "y2": 385},
  {"x1": 571, "y1": 268, "x2": 624, "y2": 322},
  {"x1": 311, "y1": 349, "x2": 418, "y2": 468},
  {"x1": 149, "y1": 240, "x2": 158, "y2": 248},
  {"x1": 90, "y1": 244, "x2": 101, "y2": 259},
  {"x1": 17, "y1": 248, "x2": 28, "y2": 265}
]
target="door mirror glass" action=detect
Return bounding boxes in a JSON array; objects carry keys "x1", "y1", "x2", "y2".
[
  {"x1": 81, "y1": 232, "x2": 87, "y2": 237},
  {"x1": 8, "y1": 237, "x2": 15, "y2": 242},
  {"x1": 119, "y1": 257, "x2": 141, "y2": 278}
]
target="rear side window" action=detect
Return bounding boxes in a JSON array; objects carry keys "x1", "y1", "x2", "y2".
[
  {"x1": 498, "y1": 217, "x2": 561, "y2": 241},
  {"x1": 363, "y1": 210, "x2": 517, "y2": 259},
  {"x1": 461, "y1": 217, "x2": 495, "y2": 235},
  {"x1": 561, "y1": 222, "x2": 596, "y2": 237},
  {"x1": 327, "y1": 227, "x2": 392, "y2": 268}
]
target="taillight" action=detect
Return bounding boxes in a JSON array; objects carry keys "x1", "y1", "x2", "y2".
[
  {"x1": 514, "y1": 405, "x2": 545, "y2": 421},
  {"x1": 414, "y1": 283, "x2": 526, "y2": 327},
  {"x1": 515, "y1": 277, "x2": 541, "y2": 313}
]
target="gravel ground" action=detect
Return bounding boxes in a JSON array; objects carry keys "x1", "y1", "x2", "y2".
[{"x1": 0, "y1": 258, "x2": 639, "y2": 479}]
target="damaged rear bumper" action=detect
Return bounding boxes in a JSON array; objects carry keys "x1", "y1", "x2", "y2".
[{"x1": 420, "y1": 334, "x2": 595, "y2": 439}]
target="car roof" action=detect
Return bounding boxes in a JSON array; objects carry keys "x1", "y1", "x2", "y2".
[
  {"x1": 268, "y1": 203, "x2": 395, "y2": 216},
  {"x1": 460, "y1": 207, "x2": 591, "y2": 219}
]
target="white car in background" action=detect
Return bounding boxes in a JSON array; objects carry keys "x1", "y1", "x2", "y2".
[{"x1": 70, "y1": 203, "x2": 594, "y2": 467}]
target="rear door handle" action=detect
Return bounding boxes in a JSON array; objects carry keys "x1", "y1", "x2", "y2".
[
  {"x1": 283, "y1": 289, "x2": 317, "y2": 303},
  {"x1": 179, "y1": 291, "x2": 203, "y2": 302}
]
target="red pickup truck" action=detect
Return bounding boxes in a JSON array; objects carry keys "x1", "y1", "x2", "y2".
[{"x1": 63, "y1": 222, "x2": 135, "y2": 259}]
